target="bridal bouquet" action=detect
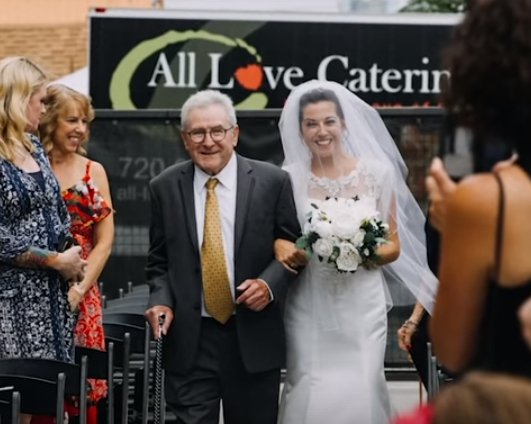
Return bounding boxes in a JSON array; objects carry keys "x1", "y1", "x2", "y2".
[{"x1": 296, "y1": 197, "x2": 389, "y2": 273}]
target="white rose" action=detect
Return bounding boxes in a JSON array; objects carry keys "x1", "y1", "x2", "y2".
[
  {"x1": 331, "y1": 211, "x2": 359, "y2": 239},
  {"x1": 313, "y1": 218, "x2": 333, "y2": 238},
  {"x1": 336, "y1": 242, "x2": 361, "y2": 272},
  {"x1": 303, "y1": 221, "x2": 314, "y2": 234},
  {"x1": 352, "y1": 229, "x2": 366, "y2": 247},
  {"x1": 312, "y1": 238, "x2": 334, "y2": 258},
  {"x1": 322, "y1": 197, "x2": 342, "y2": 215}
]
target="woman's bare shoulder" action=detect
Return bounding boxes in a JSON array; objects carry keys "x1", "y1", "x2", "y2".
[
  {"x1": 88, "y1": 160, "x2": 109, "y2": 180},
  {"x1": 447, "y1": 173, "x2": 499, "y2": 222}
]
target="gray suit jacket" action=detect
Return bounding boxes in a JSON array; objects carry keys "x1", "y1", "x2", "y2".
[{"x1": 146, "y1": 155, "x2": 301, "y2": 374}]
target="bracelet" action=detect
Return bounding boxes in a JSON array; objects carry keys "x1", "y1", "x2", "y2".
[{"x1": 402, "y1": 319, "x2": 419, "y2": 328}]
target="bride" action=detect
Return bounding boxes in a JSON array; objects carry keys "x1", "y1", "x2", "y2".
[{"x1": 275, "y1": 80, "x2": 438, "y2": 424}]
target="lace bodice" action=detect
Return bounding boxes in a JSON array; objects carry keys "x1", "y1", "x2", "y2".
[{"x1": 308, "y1": 159, "x2": 385, "y2": 201}]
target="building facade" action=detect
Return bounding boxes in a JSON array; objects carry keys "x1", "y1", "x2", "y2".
[{"x1": 0, "y1": 0, "x2": 153, "y2": 77}]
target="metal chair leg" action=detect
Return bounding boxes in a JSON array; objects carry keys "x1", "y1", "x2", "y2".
[
  {"x1": 121, "y1": 333, "x2": 131, "y2": 424},
  {"x1": 79, "y1": 355, "x2": 88, "y2": 424},
  {"x1": 107, "y1": 342, "x2": 115, "y2": 424},
  {"x1": 11, "y1": 391, "x2": 20, "y2": 424},
  {"x1": 56, "y1": 373, "x2": 66, "y2": 424},
  {"x1": 426, "y1": 342, "x2": 435, "y2": 401},
  {"x1": 141, "y1": 323, "x2": 150, "y2": 424}
]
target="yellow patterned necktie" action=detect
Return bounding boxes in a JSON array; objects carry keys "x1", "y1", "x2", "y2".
[{"x1": 201, "y1": 178, "x2": 234, "y2": 324}]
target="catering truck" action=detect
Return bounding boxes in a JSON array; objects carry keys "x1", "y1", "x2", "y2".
[
  {"x1": 88, "y1": 8, "x2": 456, "y2": 300},
  {"x1": 89, "y1": 8, "x2": 459, "y2": 109}
]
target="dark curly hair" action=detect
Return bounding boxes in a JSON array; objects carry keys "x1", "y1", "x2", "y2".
[
  {"x1": 298, "y1": 88, "x2": 345, "y2": 127},
  {"x1": 442, "y1": 0, "x2": 531, "y2": 172}
]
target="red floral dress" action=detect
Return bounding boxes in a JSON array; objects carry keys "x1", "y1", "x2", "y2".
[{"x1": 62, "y1": 160, "x2": 112, "y2": 403}]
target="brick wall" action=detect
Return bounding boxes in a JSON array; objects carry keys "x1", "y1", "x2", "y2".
[
  {"x1": 0, "y1": 24, "x2": 88, "y2": 78},
  {"x1": 0, "y1": 0, "x2": 153, "y2": 25},
  {"x1": 0, "y1": 0, "x2": 153, "y2": 78}
]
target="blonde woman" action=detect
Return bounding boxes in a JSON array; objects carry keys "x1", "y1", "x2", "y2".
[{"x1": 0, "y1": 58, "x2": 86, "y2": 423}]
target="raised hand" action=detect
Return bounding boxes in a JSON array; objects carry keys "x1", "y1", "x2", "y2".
[{"x1": 426, "y1": 157, "x2": 457, "y2": 232}]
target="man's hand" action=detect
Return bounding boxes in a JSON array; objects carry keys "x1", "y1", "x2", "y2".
[
  {"x1": 145, "y1": 305, "x2": 174, "y2": 339},
  {"x1": 426, "y1": 157, "x2": 457, "y2": 232},
  {"x1": 236, "y1": 279, "x2": 271, "y2": 311}
]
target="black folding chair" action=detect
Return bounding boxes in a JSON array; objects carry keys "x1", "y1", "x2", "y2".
[
  {"x1": 0, "y1": 386, "x2": 20, "y2": 424},
  {"x1": 103, "y1": 314, "x2": 151, "y2": 424},
  {"x1": 104, "y1": 298, "x2": 148, "y2": 310},
  {"x1": 426, "y1": 342, "x2": 451, "y2": 400},
  {"x1": 75, "y1": 346, "x2": 112, "y2": 424},
  {"x1": 103, "y1": 324, "x2": 137, "y2": 424},
  {"x1": 0, "y1": 374, "x2": 65, "y2": 423},
  {"x1": 0, "y1": 358, "x2": 87, "y2": 423},
  {"x1": 103, "y1": 312, "x2": 148, "y2": 328}
]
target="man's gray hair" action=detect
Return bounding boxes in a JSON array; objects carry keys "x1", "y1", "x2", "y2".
[{"x1": 181, "y1": 90, "x2": 237, "y2": 130}]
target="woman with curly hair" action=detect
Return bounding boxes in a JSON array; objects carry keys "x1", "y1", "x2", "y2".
[
  {"x1": 394, "y1": 372, "x2": 531, "y2": 424},
  {"x1": 428, "y1": 0, "x2": 531, "y2": 377},
  {"x1": 39, "y1": 84, "x2": 114, "y2": 424}
]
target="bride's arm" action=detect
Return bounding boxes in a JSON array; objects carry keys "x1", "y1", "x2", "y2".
[{"x1": 274, "y1": 239, "x2": 308, "y2": 274}]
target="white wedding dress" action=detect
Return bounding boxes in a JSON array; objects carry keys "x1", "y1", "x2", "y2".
[{"x1": 279, "y1": 159, "x2": 392, "y2": 424}]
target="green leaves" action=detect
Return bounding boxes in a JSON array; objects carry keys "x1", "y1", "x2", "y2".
[{"x1": 296, "y1": 231, "x2": 319, "y2": 253}]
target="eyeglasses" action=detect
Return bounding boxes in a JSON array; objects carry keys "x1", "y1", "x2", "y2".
[{"x1": 186, "y1": 126, "x2": 234, "y2": 144}]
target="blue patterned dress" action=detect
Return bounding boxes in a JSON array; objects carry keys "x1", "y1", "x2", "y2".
[{"x1": 0, "y1": 134, "x2": 75, "y2": 361}]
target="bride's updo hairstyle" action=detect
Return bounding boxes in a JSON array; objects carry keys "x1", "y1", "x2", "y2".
[{"x1": 298, "y1": 88, "x2": 345, "y2": 127}]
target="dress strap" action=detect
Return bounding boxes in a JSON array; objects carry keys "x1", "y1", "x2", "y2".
[
  {"x1": 85, "y1": 160, "x2": 92, "y2": 176},
  {"x1": 83, "y1": 160, "x2": 92, "y2": 181},
  {"x1": 493, "y1": 173, "x2": 505, "y2": 281}
]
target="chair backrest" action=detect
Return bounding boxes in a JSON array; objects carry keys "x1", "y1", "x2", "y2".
[
  {"x1": 0, "y1": 374, "x2": 64, "y2": 420},
  {"x1": 104, "y1": 298, "x2": 148, "y2": 310},
  {"x1": 103, "y1": 305, "x2": 150, "y2": 315},
  {"x1": 0, "y1": 359, "x2": 80, "y2": 396},
  {"x1": 104, "y1": 322, "x2": 145, "y2": 354},
  {"x1": 104, "y1": 320, "x2": 152, "y2": 424},
  {"x1": 75, "y1": 345, "x2": 112, "y2": 424},
  {"x1": 75, "y1": 346, "x2": 109, "y2": 380},
  {"x1": 104, "y1": 333, "x2": 131, "y2": 424},
  {"x1": 0, "y1": 387, "x2": 20, "y2": 424},
  {"x1": 103, "y1": 312, "x2": 147, "y2": 328}
]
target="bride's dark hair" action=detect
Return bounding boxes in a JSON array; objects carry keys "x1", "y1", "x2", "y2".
[
  {"x1": 442, "y1": 0, "x2": 531, "y2": 173},
  {"x1": 298, "y1": 88, "x2": 345, "y2": 126}
]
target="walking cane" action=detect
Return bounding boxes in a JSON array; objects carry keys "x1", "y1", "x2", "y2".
[{"x1": 153, "y1": 314, "x2": 165, "y2": 424}]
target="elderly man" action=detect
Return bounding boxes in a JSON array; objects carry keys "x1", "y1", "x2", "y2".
[{"x1": 145, "y1": 89, "x2": 300, "y2": 424}]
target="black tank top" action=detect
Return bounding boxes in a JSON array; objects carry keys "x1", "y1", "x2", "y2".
[{"x1": 475, "y1": 173, "x2": 531, "y2": 377}]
